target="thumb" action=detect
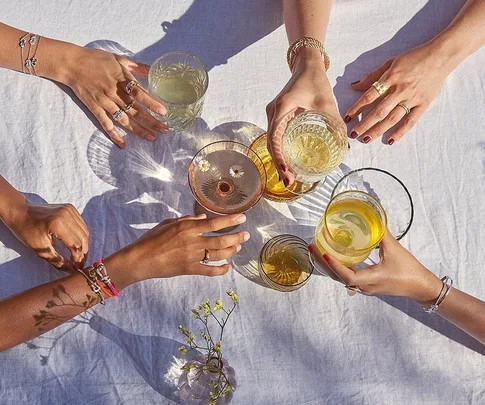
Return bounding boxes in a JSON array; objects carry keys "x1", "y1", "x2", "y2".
[
  {"x1": 267, "y1": 105, "x2": 297, "y2": 187},
  {"x1": 351, "y1": 59, "x2": 393, "y2": 91}
]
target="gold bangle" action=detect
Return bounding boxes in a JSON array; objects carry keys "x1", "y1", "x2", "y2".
[{"x1": 287, "y1": 36, "x2": 330, "y2": 73}]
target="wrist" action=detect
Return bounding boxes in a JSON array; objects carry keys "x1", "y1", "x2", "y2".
[
  {"x1": 0, "y1": 189, "x2": 28, "y2": 230},
  {"x1": 413, "y1": 270, "x2": 443, "y2": 305},
  {"x1": 292, "y1": 47, "x2": 326, "y2": 74},
  {"x1": 104, "y1": 246, "x2": 142, "y2": 291},
  {"x1": 35, "y1": 37, "x2": 81, "y2": 85},
  {"x1": 425, "y1": 34, "x2": 470, "y2": 74}
]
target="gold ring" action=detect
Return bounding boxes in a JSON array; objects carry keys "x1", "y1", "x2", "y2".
[
  {"x1": 397, "y1": 102, "x2": 411, "y2": 115},
  {"x1": 201, "y1": 249, "x2": 210, "y2": 264},
  {"x1": 372, "y1": 81, "x2": 389, "y2": 96}
]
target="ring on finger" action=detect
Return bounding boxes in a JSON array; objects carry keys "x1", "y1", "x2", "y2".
[
  {"x1": 397, "y1": 102, "x2": 411, "y2": 115},
  {"x1": 345, "y1": 285, "x2": 361, "y2": 293},
  {"x1": 125, "y1": 80, "x2": 139, "y2": 94},
  {"x1": 123, "y1": 100, "x2": 136, "y2": 113},
  {"x1": 372, "y1": 81, "x2": 389, "y2": 96},
  {"x1": 112, "y1": 109, "x2": 124, "y2": 121},
  {"x1": 201, "y1": 249, "x2": 210, "y2": 264}
]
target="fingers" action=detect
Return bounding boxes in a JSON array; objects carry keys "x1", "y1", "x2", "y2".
[
  {"x1": 387, "y1": 106, "x2": 425, "y2": 145},
  {"x1": 196, "y1": 213, "x2": 248, "y2": 233},
  {"x1": 309, "y1": 245, "x2": 350, "y2": 284},
  {"x1": 37, "y1": 240, "x2": 76, "y2": 272},
  {"x1": 350, "y1": 93, "x2": 401, "y2": 142},
  {"x1": 189, "y1": 263, "x2": 232, "y2": 277},
  {"x1": 266, "y1": 97, "x2": 297, "y2": 186},
  {"x1": 204, "y1": 231, "x2": 250, "y2": 250},
  {"x1": 205, "y1": 244, "x2": 242, "y2": 262},
  {"x1": 361, "y1": 104, "x2": 408, "y2": 144},
  {"x1": 120, "y1": 79, "x2": 166, "y2": 116},
  {"x1": 103, "y1": 98, "x2": 159, "y2": 142},
  {"x1": 49, "y1": 205, "x2": 89, "y2": 268},
  {"x1": 109, "y1": 91, "x2": 168, "y2": 135},
  {"x1": 88, "y1": 104, "x2": 126, "y2": 149},
  {"x1": 345, "y1": 82, "x2": 388, "y2": 122}
]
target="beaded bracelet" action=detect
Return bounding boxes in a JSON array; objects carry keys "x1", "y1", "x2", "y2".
[
  {"x1": 287, "y1": 36, "x2": 330, "y2": 73},
  {"x1": 77, "y1": 259, "x2": 120, "y2": 305},
  {"x1": 423, "y1": 276, "x2": 453, "y2": 314}
]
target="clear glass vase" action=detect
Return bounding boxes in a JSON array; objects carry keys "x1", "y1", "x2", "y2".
[{"x1": 178, "y1": 356, "x2": 236, "y2": 405}]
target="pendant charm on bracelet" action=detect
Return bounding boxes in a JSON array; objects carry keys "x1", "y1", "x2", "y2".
[{"x1": 423, "y1": 276, "x2": 453, "y2": 314}]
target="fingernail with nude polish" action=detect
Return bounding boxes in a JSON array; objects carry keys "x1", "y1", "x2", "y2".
[
  {"x1": 236, "y1": 214, "x2": 247, "y2": 224},
  {"x1": 363, "y1": 136, "x2": 372, "y2": 144},
  {"x1": 344, "y1": 115, "x2": 352, "y2": 123},
  {"x1": 351, "y1": 81, "x2": 360, "y2": 86},
  {"x1": 350, "y1": 131, "x2": 358, "y2": 139}
]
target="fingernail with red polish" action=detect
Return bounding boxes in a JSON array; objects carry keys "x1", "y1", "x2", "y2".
[
  {"x1": 307, "y1": 245, "x2": 313, "y2": 253},
  {"x1": 351, "y1": 81, "x2": 360, "y2": 85},
  {"x1": 388, "y1": 139, "x2": 395, "y2": 146},
  {"x1": 344, "y1": 115, "x2": 351, "y2": 123},
  {"x1": 323, "y1": 253, "x2": 331, "y2": 263},
  {"x1": 350, "y1": 131, "x2": 358, "y2": 139},
  {"x1": 283, "y1": 178, "x2": 290, "y2": 188},
  {"x1": 363, "y1": 136, "x2": 371, "y2": 144}
]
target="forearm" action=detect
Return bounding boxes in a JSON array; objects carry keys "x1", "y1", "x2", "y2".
[
  {"x1": 428, "y1": 0, "x2": 485, "y2": 71},
  {"x1": 0, "y1": 175, "x2": 28, "y2": 227},
  {"x1": 436, "y1": 288, "x2": 485, "y2": 345},
  {"x1": 0, "y1": 251, "x2": 136, "y2": 352},
  {"x1": 283, "y1": 0, "x2": 332, "y2": 44},
  {"x1": 0, "y1": 22, "x2": 77, "y2": 83}
]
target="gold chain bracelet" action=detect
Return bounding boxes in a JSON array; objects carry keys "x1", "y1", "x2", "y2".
[{"x1": 287, "y1": 36, "x2": 330, "y2": 73}]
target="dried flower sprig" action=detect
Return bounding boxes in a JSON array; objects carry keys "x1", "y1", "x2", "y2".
[{"x1": 178, "y1": 290, "x2": 238, "y2": 404}]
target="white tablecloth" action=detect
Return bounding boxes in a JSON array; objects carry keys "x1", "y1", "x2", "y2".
[{"x1": 1, "y1": 0, "x2": 485, "y2": 404}]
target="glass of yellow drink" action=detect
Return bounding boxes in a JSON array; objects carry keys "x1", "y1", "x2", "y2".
[
  {"x1": 315, "y1": 191, "x2": 388, "y2": 267},
  {"x1": 282, "y1": 111, "x2": 348, "y2": 184},
  {"x1": 148, "y1": 52, "x2": 208, "y2": 132},
  {"x1": 259, "y1": 235, "x2": 314, "y2": 292},
  {"x1": 249, "y1": 133, "x2": 321, "y2": 202}
]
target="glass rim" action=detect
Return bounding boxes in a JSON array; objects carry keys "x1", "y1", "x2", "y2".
[
  {"x1": 259, "y1": 234, "x2": 314, "y2": 288},
  {"x1": 330, "y1": 167, "x2": 414, "y2": 241},
  {"x1": 187, "y1": 140, "x2": 267, "y2": 215},
  {"x1": 148, "y1": 51, "x2": 209, "y2": 106},
  {"x1": 323, "y1": 190, "x2": 388, "y2": 253}
]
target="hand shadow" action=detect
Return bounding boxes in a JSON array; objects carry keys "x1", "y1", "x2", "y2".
[
  {"x1": 334, "y1": 0, "x2": 465, "y2": 137},
  {"x1": 89, "y1": 314, "x2": 200, "y2": 403}
]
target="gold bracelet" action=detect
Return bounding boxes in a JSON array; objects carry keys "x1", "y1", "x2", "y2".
[{"x1": 287, "y1": 36, "x2": 330, "y2": 73}]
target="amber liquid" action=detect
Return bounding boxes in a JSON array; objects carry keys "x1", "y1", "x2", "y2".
[
  {"x1": 262, "y1": 248, "x2": 308, "y2": 286},
  {"x1": 315, "y1": 198, "x2": 386, "y2": 266},
  {"x1": 250, "y1": 133, "x2": 319, "y2": 202}
]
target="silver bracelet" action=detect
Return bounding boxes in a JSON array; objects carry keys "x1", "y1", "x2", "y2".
[
  {"x1": 19, "y1": 33, "x2": 29, "y2": 74},
  {"x1": 19, "y1": 33, "x2": 42, "y2": 76},
  {"x1": 423, "y1": 276, "x2": 453, "y2": 314}
]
